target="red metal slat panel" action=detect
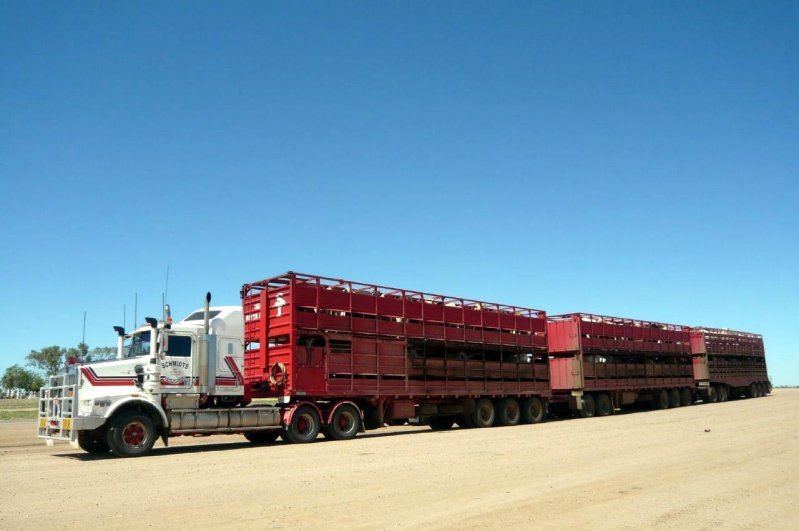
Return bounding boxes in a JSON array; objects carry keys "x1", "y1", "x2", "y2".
[
  {"x1": 443, "y1": 306, "x2": 464, "y2": 324},
  {"x1": 376, "y1": 296, "x2": 404, "y2": 317},
  {"x1": 318, "y1": 289, "x2": 350, "y2": 312},
  {"x1": 424, "y1": 302, "x2": 444, "y2": 322},
  {"x1": 352, "y1": 292, "x2": 376, "y2": 314}
]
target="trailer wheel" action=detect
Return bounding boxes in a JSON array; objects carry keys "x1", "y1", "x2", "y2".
[
  {"x1": 495, "y1": 398, "x2": 521, "y2": 426},
  {"x1": 718, "y1": 386, "x2": 728, "y2": 402},
  {"x1": 579, "y1": 394, "x2": 596, "y2": 418},
  {"x1": 669, "y1": 388, "x2": 681, "y2": 408},
  {"x1": 429, "y1": 416, "x2": 456, "y2": 430},
  {"x1": 472, "y1": 398, "x2": 495, "y2": 428},
  {"x1": 705, "y1": 386, "x2": 717, "y2": 404},
  {"x1": 595, "y1": 393, "x2": 613, "y2": 416},
  {"x1": 756, "y1": 382, "x2": 765, "y2": 397},
  {"x1": 78, "y1": 430, "x2": 110, "y2": 454},
  {"x1": 326, "y1": 404, "x2": 361, "y2": 440},
  {"x1": 282, "y1": 405, "x2": 321, "y2": 444},
  {"x1": 107, "y1": 411, "x2": 156, "y2": 458},
  {"x1": 655, "y1": 389, "x2": 670, "y2": 409},
  {"x1": 521, "y1": 397, "x2": 545, "y2": 424},
  {"x1": 680, "y1": 388, "x2": 693, "y2": 406},
  {"x1": 747, "y1": 383, "x2": 757, "y2": 399},
  {"x1": 766, "y1": 381, "x2": 772, "y2": 394},
  {"x1": 244, "y1": 430, "x2": 281, "y2": 444}
]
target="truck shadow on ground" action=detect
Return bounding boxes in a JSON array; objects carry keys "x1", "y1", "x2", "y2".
[{"x1": 52, "y1": 400, "x2": 729, "y2": 461}]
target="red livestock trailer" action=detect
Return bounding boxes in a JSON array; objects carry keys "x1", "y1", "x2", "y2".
[
  {"x1": 547, "y1": 313, "x2": 696, "y2": 416},
  {"x1": 241, "y1": 272, "x2": 551, "y2": 434},
  {"x1": 690, "y1": 327, "x2": 770, "y2": 402}
]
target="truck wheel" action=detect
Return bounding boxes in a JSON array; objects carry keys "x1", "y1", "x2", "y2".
[
  {"x1": 471, "y1": 398, "x2": 495, "y2": 428},
  {"x1": 78, "y1": 431, "x2": 110, "y2": 454},
  {"x1": 579, "y1": 394, "x2": 596, "y2": 418},
  {"x1": 757, "y1": 382, "x2": 765, "y2": 397},
  {"x1": 107, "y1": 411, "x2": 156, "y2": 458},
  {"x1": 282, "y1": 405, "x2": 321, "y2": 443},
  {"x1": 766, "y1": 382, "x2": 772, "y2": 394},
  {"x1": 669, "y1": 388, "x2": 681, "y2": 408},
  {"x1": 680, "y1": 388, "x2": 693, "y2": 406},
  {"x1": 595, "y1": 393, "x2": 612, "y2": 416},
  {"x1": 495, "y1": 398, "x2": 521, "y2": 426},
  {"x1": 521, "y1": 397, "x2": 545, "y2": 424},
  {"x1": 429, "y1": 416, "x2": 456, "y2": 430},
  {"x1": 244, "y1": 430, "x2": 280, "y2": 444},
  {"x1": 326, "y1": 404, "x2": 361, "y2": 440},
  {"x1": 718, "y1": 386, "x2": 728, "y2": 402},
  {"x1": 655, "y1": 389, "x2": 670, "y2": 409}
]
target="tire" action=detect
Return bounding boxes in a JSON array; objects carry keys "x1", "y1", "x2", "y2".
[
  {"x1": 669, "y1": 388, "x2": 681, "y2": 408},
  {"x1": 766, "y1": 381, "x2": 772, "y2": 394},
  {"x1": 495, "y1": 398, "x2": 521, "y2": 426},
  {"x1": 756, "y1": 382, "x2": 765, "y2": 397},
  {"x1": 106, "y1": 411, "x2": 156, "y2": 458},
  {"x1": 654, "y1": 389, "x2": 670, "y2": 409},
  {"x1": 281, "y1": 405, "x2": 321, "y2": 443},
  {"x1": 471, "y1": 398, "x2": 495, "y2": 428},
  {"x1": 325, "y1": 404, "x2": 361, "y2": 440},
  {"x1": 679, "y1": 388, "x2": 693, "y2": 407},
  {"x1": 706, "y1": 386, "x2": 718, "y2": 404},
  {"x1": 428, "y1": 416, "x2": 456, "y2": 431},
  {"x1": 521, "y1": 397, "x2": 545, "y2": 424},
  {"x1": 747, "y1": 383, "x2": 757, "y2": 399},
  {"x1": 595, "y1": 393, "x2": 613, "y2": 417},
  {"x1": 718, "y1": 386, "x2": 728, "y2": 402},
  {"x1": 579, "y1": 394, "x2": 596, "y2": 418},
  {"x1": 244, "y1": 430, "x2": 280, "y2": 444},
  {"x1": 78, "y1": 431, "x2": 110, "y2": 454}
]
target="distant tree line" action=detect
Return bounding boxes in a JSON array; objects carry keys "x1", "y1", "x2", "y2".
[{"x1": 1, "y1": 343, "x2": 117, "y2": 393}]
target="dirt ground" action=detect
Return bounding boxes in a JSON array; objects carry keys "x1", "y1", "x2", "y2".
[{"x1": 1, "y1": 390, "x2": 797, "y2": 530}]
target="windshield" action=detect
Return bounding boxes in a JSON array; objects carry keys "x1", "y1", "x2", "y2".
[{"x1": 124, "y1": 331, "x2": 153, "y2": 358}]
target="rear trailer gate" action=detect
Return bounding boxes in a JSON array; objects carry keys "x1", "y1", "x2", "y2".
[{"x1": 242, "y1": 272, "x2": 550, "y2": 400}]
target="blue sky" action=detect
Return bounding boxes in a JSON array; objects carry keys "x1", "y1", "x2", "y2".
[{"x1": 1, "y1": 2, "x2": 796, "y2": 384}]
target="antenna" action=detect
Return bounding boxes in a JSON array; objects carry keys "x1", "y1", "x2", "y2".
[
  {"x1": 81, "y1": 311, "x2": 86, "y2": 349},
  {"x1": 163, "y1": 265, "x2": 170, "y2": 322},
  {"x1": 164, "y1": 265, "x2": 170, "y2": 303},
  {"x1": 134, "y1": 292, "x2": 138, "y2": 328}
]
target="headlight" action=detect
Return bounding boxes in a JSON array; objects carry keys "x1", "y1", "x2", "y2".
[{"x1": 79, "y1": 400, "x2": 93, "y2": 415}]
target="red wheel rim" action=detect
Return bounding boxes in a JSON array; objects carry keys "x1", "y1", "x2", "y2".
[
  {"x1": 123, "y1": 422, "x2": 146, "y2": 447},
  {"x1": 297, "y1": 415, "x2": 310, "y2": 434},
  {"x1": 337, "y1": 411, "x2": 354, "y2": 431}
]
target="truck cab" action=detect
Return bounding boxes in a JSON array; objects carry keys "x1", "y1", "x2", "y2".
[{"x1": 37, "y1": 298, "x2": 280, "y2": 457}]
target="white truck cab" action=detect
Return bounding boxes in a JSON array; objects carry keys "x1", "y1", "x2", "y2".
[{"x1": 38, "y1": 294, "x2": 281, "y2": 457}]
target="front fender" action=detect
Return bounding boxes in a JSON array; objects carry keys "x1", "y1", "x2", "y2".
[{"x1": 105, "y1": 397, "x2": 169, "y2": 429}]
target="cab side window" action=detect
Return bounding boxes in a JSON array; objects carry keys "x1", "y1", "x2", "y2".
[{"x1": 168, "y1": 335, "x2": 192, "y2": 357}]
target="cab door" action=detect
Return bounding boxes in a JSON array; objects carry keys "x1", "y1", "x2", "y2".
[{"x1": 160, "y1": 334, "x2": 194, "y2": 392}]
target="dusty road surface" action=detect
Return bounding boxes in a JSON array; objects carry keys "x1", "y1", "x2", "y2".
[{"x1": 1, "y1": 390, "x2": 797, "y2": 530}]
